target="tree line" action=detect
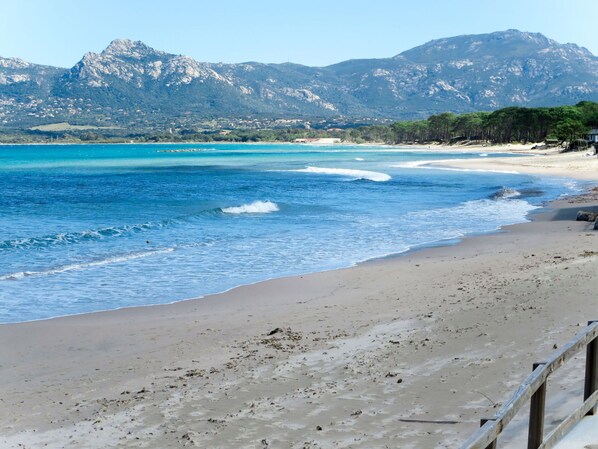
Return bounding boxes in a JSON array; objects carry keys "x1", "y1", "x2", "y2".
[
  {"x1": 347, "y1": 101, "x2": 598, "y2": 146},
  {"x1": 4, "y1": 101, "x2": 597, "y2": 145}
]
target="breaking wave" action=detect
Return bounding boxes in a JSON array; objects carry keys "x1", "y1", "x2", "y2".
[
  {"x1": 409, "y1": 197, "x2": 538, "y2": 233},
  {"x1": 491, "y1": 187, "x2": 522, "y2": 199},
  {"x1": 0, "y1": 222, "x2": 170, "y2": 250},
  {"x1": 1, "y1": 201, "x2": 286, "y2": 250},
  {"x1": 221, "y1": 200, "x2": 279, "y2": 214},
  {"x1": 0, "y1": 248, "x2": 175, "y2": 281},
  {"x1": 295, "y1": 166, "x2": 391, "y2": 182},
  {"x1": 562, "y1": 181, "x2": 584, "y2": 193},
  {"x1": 393, "y1": 160, "x2": 519, "y2": 174}
]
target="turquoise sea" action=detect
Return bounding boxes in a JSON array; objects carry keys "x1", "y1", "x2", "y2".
[{"x1": 0, "y1": 143, "x2": 584, "y2": 323}]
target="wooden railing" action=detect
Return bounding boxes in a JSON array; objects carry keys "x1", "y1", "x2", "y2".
[{"x1": 460, "y1": 320, "x2": 598, "y2": 449}]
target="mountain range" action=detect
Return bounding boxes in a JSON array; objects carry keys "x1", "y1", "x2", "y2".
[{"x1": 1, "y1": 29, "x2": 597, "y2": 131}]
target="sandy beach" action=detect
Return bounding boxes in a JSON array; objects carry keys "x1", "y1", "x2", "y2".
[
  {"x1": 1, "y1": 146, "x2": 598, "y2": 448},
  {"x1": 431, "y1": 145, "x2": 598, "y2": 180}
]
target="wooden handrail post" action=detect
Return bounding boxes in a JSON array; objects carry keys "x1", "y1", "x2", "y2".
[
  {"x1": 459, "y1": 322, "x2": 598, "y2": 449},
  {"x1": 480, "y1": 419, "x2": 497, "y2": 449},
  {"x1": 527, "y1": 363, "x2": 547, "y2": 449},
  {"x1": 584, "y1": 320, "x2": 598, "y2": 416}
]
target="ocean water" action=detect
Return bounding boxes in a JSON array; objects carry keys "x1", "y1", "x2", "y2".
[{"x1": 0, "y1": 143, "x2": 584, "y2": 323}]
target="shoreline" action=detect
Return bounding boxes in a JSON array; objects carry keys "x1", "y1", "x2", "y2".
[
  {"x1": 0, "y1": 225, "x2": 525, "y2": 326},
  {"x1": 0, "y1": 178, "x2": 566, "y2": 327},
  {"x1": 0, "y1": 229, "x2": 513, "y2": 327},
  {"x1": 0, "y1": 141, "x2": 552, "y2": 326},
  {"x1": 2, "y1": 151, "x2": 598, "y2": 448}
]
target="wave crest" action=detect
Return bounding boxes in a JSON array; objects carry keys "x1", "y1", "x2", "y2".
[
  {"x1": 0, "y1": 222, "x2": 168, "y2": 250},
  {"x1": 392, "y1": 160, "x2": 519, "y2": 174},
  {"x1": 491, "y1": 187, "x2": 521, "y2": 199},
  {"x1": 410, "y1": 197, "x2": 537, "y2": 232},
  {"x1": 296, "y1": 166, "x2": 391, "y2": 182},
  {"x1": 0, "y1": 248, "x2": 174, "y2": 281},
  {"x1": 222, "y1": 201, "x2": 279, "y2": 215}
]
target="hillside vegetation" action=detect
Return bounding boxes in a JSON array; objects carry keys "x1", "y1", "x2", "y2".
[{"x1": 3, "y1": 102, "x2": 596, "y2": 147}]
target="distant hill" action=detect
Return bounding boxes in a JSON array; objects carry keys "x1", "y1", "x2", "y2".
[{"x1": 1, "y1": 30, "x2": 597, "y2": 130}]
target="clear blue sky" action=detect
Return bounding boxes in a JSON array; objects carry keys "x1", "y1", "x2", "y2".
[{"x1": 1, "y1": 0, "x2": 596, "y2": 68}]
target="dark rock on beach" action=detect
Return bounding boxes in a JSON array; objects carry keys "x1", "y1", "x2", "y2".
[{"x1": 576, "y1": 210, "x2": 598, "y2": 222}]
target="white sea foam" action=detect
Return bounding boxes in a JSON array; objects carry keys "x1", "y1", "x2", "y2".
[
  {"x1": 479, "y1": 153, "x2": 489, "y2": 157},
  {"x1": 493, "y1": 187, "x2": 522, "y2": 199},
  {"x1": 458, "y1": 198, "x2": 536, "y2": 222},
  {"x1": 562, "y1": 180, "x2": 583, "y2": 193},
  {"x1": 0, "y1": 248, "x2": 174, "y2": 281},
  {"x1": 409, "y1": 197, "x2": 537, "y2": 234},
  {"x1": 221, "y1": 200, "x2": 279, "y2": 214},
  {"x1": 392, "y1": 160, "x2": 519, "y2": 174},
  {"x1": 440, "y1": 167, "x2": 520, "y2": 174},
  {"x1": 392, "y1": 161, "x2": 431, "y2": 169},
  {"x1": 295, "y1": 166, "x2": 391, "y2": 182},
  {"x1": 354, "y1": 157, "x2": 365, "y2": 161}
]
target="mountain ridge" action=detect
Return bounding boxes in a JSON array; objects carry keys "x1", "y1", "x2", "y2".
[{"x1": 1, "y1": 29, "x2": 597, "y2": 130}]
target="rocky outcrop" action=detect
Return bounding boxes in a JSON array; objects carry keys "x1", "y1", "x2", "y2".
[{"x1": 576, "y1": 210, "x2": 598, "y2": 222}]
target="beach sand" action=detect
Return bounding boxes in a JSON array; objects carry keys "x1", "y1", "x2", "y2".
[
  {"x1": 431, "y1": 145, "x2": 598, "y2": 180},
  {"x1": 1, "y1": 147, "x2": 598, "y2": 448}
]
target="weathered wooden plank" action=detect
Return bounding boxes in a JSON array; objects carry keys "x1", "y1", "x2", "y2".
[
  {"x1": 528, "y1": 364, "x2": 547, "y2": 449},
  {"x1": 490, "y1": 322, "x2": 598, "y2": 424},
  {"x1": 459, "y1": 322, "x2": 598, "y2": 449},
  {"x1": 461, "y1": 367, "x2": 550, "y2": 449},
  {"x1": 538, "y1": 389, "x2": 598, "y2": 449},
  {"x1": 481, "y1": 419, "x2": 497, "y2": 449},
  {"x1": 584, "y1": 321, "x2": 598, "y2": 416},
  {"x1": 541, "y1": 321, "x2": 598, "y2": 376},
  {"x1": 490, "y1": 367, "x2": 545, "y2": 428},
  {"x1": 459, "y1": 419, "x2": 500, "y2": 449}
]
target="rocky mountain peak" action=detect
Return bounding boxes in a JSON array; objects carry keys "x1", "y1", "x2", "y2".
[
  {"x1": 495, "y1": 29, "x2": 555, "y2": 45},
  {"x1": 101, "y1": 39, "x2": 161, "y2": 59},
  {"x1": 0, "y1": 56, "x2": 32, "y2": 69},
  {"x1": 397, "y1": 29, "x2": 564, "y2": 63},
  {"x1": 66, "y1": 39, "x2": 231, "y2": 89}
]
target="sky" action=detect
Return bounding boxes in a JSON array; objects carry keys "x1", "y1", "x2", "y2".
[{"x1": 1, "y1": 0, "x2": 596, "y2": 68}]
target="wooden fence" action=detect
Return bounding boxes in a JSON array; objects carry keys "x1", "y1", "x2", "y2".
[{"x1": 460, "y1": 320, "x2": 598, "y2": 449}]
